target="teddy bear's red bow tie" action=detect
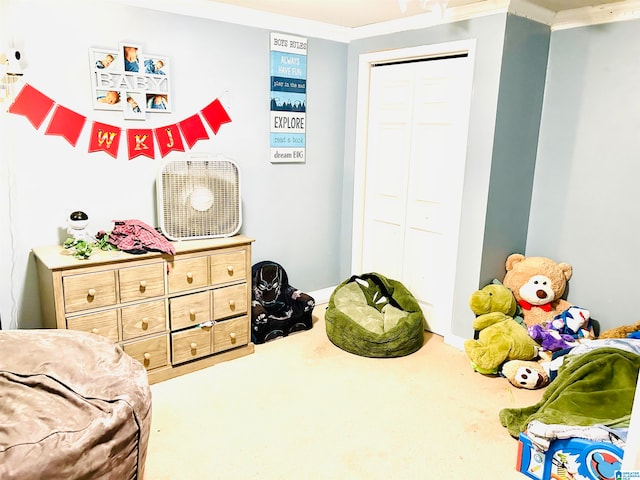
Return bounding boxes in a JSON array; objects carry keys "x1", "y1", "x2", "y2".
[{"x1": 518, "y1": 300, "x2": 552, "y2": 312}]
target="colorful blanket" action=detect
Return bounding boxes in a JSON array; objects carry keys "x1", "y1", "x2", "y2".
[{"x1": 499, "y1": 347, "x2": 640, "y2": 437}]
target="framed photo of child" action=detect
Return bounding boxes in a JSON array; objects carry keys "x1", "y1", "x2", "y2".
[
  {"x1": 120, "y1": 43, "x2": 142, "y2": 73},
  {"x1": 143, "y1": 54, "x2": 169, "y2": 76},
  {"x1": 92, "y1": 49, "x2": 118, "y2": 71},
  {"x1": 94, "y1": 89, "x2": 123, "y2": 111},
  {"x1": 124, "y1": 92, "x2": 145, "y2": 120}
]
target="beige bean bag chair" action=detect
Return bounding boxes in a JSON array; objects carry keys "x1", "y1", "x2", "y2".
[{"x1": 0, "y1": 329, "x2": 151, "y2": 479}]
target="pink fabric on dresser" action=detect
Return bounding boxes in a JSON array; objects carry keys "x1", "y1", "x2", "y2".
[{"x1": 0, "y1": 329, "x2": 151, "y2": 480}]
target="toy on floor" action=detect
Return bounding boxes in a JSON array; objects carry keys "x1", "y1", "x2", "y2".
[
  {"x1": 251, "y1": 261, "x2": 315, "y2": 344},
  {"x1": 464, "y1": 280, "x2": 539, "y2": 375},
  {"x1": 526, "y1": 306, "x2": 593, "y2": 352},
  {"x1": 502, "y1": 359, "x2": 550, "y2": 389},
  {"x1": 548, "y1": 306, "x2": 593, "y2": 339},
  {"x1": 598, "y1": 319, "x2": 640, "y2": 339},
  {"x1": 504, "y1": 306, "x2": 593, "y2": 390},
  {"x1": 517, "y1": 432, "x2": 624, "y2": 480},
  {"x1": 502, "y1": 254, "x2": 573, "y2": 328},
  {"x1": 501, "y1": 352, "x2": 567, "y2": 390},
  {"x1": 528, "y1": 324, "x2": 578, "y2": 352}
]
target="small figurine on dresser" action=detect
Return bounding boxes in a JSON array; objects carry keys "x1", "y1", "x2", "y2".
[{"x1": 66, "y1": 210, "x2": 94, "y2": 243}]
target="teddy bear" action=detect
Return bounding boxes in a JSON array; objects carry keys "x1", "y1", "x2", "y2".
[
  {"x1": 502, "y1": 254, "x2": 573, "y2": 328},
  {"x1": 598, "y1": 320, "x2": 640, "y2": 339},
  {"x1": 463, "y1": 280, "x2": 539, "y2": 375}
]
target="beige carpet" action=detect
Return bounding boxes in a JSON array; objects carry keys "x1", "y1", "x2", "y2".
[{"x1": 146, "y1": 305, "x2": 543, "y2": 479}]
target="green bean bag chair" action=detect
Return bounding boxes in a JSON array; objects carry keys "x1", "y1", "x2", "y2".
[{"x1": 325, "y1": 273, "x2": 425, "y2": 358}]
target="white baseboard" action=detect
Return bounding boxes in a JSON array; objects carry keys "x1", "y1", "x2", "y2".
[
  {"x1": 444, "y1": 332, "x2": 466, "y2": 352},
  {"x1": 308, "y1": 286, "x2": 336, "y2": 305}
]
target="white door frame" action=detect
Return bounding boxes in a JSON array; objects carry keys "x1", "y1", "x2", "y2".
[{"x1": 351, "y1": 39, "x2": 477, "y2": 275}]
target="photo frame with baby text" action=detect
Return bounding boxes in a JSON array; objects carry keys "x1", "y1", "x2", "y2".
[{"x1": 89, "y1": 43, "x2": 172, "y2": 118}]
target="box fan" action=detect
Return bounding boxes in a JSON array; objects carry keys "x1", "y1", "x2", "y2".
[{"x1": 157, "y1": 155, "x2": 242, "y2": 240}]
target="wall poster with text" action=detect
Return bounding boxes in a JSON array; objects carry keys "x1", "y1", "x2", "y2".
[{"x1": 270, "y1": 32, "x2": 307, "y2": 163}]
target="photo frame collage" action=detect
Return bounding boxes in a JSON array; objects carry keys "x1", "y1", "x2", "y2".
[{"x1": 90, "y1": 43, "x2": 171, "y2": 119}]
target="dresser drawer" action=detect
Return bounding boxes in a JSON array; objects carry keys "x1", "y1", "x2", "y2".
[
  {"x1": 121, "y1": 299, "x2": 167, "y2": 340},
  {"x1": 172, "y1": 326, "x2": 212, "y2": 364},
  {"x1": 169, "y1": 291, "x2": 210, "y2": 330},
  {"x1": 119, "y1": 263, "x2": 165, "y2": 303},
  {"x1": 167, "y1": 256, "x2": 208, "y2": 293},
  {"x1": 123, "y1": 333, "x2": 169, "y2": 371},
  {"x1": 214, "y1": 315, "x2": 249, "y2": 353},
  {"x1": 67, "y1": 309, "x2": 119, "y2": 342},
  {"x1": 213, "y1": 283, "x2": 248, "y2": 320},
  {"x1": 210, "y1": 250, "x2": 246, "y2": 286},
  {"x1": 63, "y1": 270, "x2": 117, "y2": 313}
]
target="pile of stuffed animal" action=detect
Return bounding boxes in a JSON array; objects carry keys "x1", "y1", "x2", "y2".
[{"x1": 464, "y1": 253, "x2": 640, "y2": 390}]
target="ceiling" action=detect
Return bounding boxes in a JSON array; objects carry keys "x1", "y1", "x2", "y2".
[{"x1": 206, "y1": 0, "x2": 628, "y2": 28}]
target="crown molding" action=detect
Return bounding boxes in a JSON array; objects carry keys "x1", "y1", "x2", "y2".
[
  {"x1": 108, "y1": 0, "x2": 353, "y2": 42},
  {"x1": 349, "y1": 0, "x2": 509, "y2": 40},
  {"x1": 507, "y1": 0, "x2": 556, "y2": 25},
  {"x1": 551, "y1": 0, "x2": 640, "y2": 31},
  {"x1": 109, "y1": 0, "x2": 640, "y2": 43},
  {"x1": 109, "y1": 0, "x2": 511, "y2": 43}
]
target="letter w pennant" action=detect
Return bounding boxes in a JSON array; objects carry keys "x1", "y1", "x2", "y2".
[{"x1": 88, "y1": 121, "x2": 121, "y2": 159}]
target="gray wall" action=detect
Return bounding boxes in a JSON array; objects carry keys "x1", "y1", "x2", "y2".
[
  {"x1": 0, "y1": 0, "x2": 347, "y2": 328},
  {"x1": 480, "y1": 15, "x2": 550, "y2": 283},
  {"x1": 528, "y1": 18, "x2": 640, "y2": 332}
]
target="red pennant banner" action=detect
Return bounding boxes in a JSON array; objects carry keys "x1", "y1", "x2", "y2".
[
  {"x1": 154, "y1": 123, "x2": 185, "y2": 157},
  {"x1": 200, "y1": 98, "x2": 232, "y2": 135},
  {"x1": 8, "y1": 84, "x2": 233, "y2": 160},
  {"x1": 45, "y1": 105, "x2": 86, "y2": 147},
  {"x1": 88, "y1": 121, "x2": 121, "y2": 159},
  {"x1": 127, "y1": 129, "x2": 155, "y2": 160},
  {"x1": 178, "y1": 113, "x2": 209, "y2": 148},
  {"x1": 8, "y1": 84, "x2": 55, "y2": 129}
]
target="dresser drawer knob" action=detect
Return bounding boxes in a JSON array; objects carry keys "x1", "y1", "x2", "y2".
[
  {"x1": 186, "y1": 272, "x2": 193, "y2": 281},
  {"x1": 143, "y1": 352, "x2": 151, "y2": 361},
  {"x1": 91, "y1": 328, "x2": 99, "y2": 334},
  {"x1": 190, "y1": 342, "x2": 197, "y2": 350},
  {"x1": 229, "y1": 299, "x2": 236, "y2": 308},
  {"x1": 189, "y1": 308, "x2": 196, "y2": 318},
  {"x1": 229, "y1": 332, "x2": 236, "y2": 340},
  {"x1": 139, "y1": 280, "x2": 147, "y2": 290},
  {"x1": 88, "y1": 288, "x2": 96, "y2": 297},
  {"x1": 141, "y1": 317, "x2": 149, "y2": 328},
  {"x1": 227, "y1": 265, "x2": 234, "y2": 274}
]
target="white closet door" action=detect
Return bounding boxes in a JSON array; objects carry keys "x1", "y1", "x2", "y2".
[{"x1": 360, "y1": 54, "x2": 473, "y2": 336}]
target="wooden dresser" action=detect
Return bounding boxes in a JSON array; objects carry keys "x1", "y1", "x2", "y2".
[{"x1": 32, "y1": 235, "x2": 255, "y2": 384}]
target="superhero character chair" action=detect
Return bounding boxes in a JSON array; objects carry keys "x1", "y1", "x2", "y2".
[{"x1": 251, "y1": 261, "x2": 315, "y2": 344}]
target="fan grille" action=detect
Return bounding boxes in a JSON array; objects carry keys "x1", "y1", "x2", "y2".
[{"x1": 159, "y1": 159, "x2": 241, "y2": 240}]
